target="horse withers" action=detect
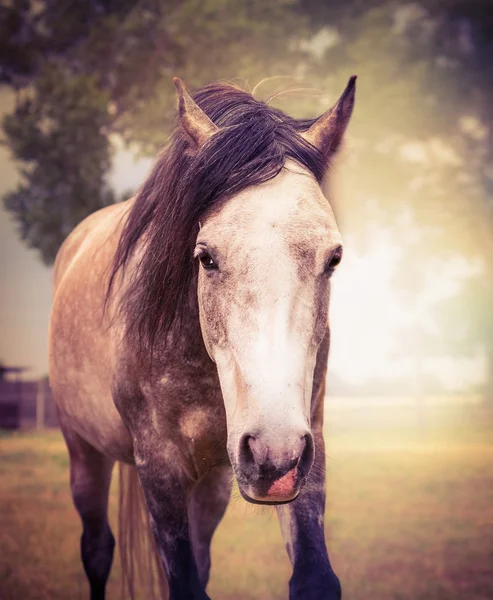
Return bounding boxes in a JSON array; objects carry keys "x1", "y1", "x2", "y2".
[{"x1": 49, "y1": 75, "x2": 356, "y2": 600}]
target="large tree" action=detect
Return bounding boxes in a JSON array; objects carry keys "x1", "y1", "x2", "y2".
[{"x1": 0, "y1": 0, "x2": 308, "y2": 263}]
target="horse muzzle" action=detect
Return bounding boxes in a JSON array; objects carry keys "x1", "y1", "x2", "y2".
[{"x1": 234, "y1": 430, "x2": 314, "y2": 504}]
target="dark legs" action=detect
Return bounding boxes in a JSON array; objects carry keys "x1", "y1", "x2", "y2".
[
  {"x1": 189, "y1": 466, "x2": 233, "y2": 587},
  {"x1": 137, "y1": 458, "x2": 232, "y2": 600},
  {"x1": 64, "y1": 428, "x2": 115, "y2": 600},
  {"x1": 276, "y1": 429, "x2": 341, "y2": 600},
  {"x1": 138, "y1": 465, "x2": 205, "y2": 600},
  {"x1": 62, "y1": 426, "x2": 335, "y2": 600}
]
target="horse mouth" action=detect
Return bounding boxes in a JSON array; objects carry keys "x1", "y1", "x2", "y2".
[{"x1": 236, "y1": 465, "x2": 304, "y2": 505}]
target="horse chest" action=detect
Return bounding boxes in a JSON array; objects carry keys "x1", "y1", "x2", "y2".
[{"x1": 116, "y1": 369, "x2": 228, "y2": 468}]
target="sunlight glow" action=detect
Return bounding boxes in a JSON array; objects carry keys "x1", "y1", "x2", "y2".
[{"x1": 329, "y1": 231, "x2": 485, "y2": 389}]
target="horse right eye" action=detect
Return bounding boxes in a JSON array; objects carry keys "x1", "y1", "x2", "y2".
[
  {"x1": 199, "y1": 253, "x2": 217, "y2": 270},
  {"x1": 324, "y1": 246, "x2": 343, "y2": 275}
]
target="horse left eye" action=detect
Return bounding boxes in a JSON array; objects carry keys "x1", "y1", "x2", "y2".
[
  {"x1": 325, "y1": 246, "x2": 343, "y2": 273},
  {"x1": 199, "y1": 253, "x2": 217, "y2": 270}
]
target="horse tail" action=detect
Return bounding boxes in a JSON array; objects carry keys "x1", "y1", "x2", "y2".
[{"x1": 118, "y1": 462, "x2": 169, "y2": 599}]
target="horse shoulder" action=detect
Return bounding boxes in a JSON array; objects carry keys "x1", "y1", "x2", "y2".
[{"x1": 53, "y1": 200, "x2": 133, "y2": 291}]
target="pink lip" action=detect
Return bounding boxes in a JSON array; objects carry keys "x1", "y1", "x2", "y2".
[{"x1": 265, "y1": 467, "x2": 298, "y2": 500}]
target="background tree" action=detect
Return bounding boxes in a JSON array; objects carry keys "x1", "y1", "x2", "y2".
[{"x1": 0, "y1": 0, "x2": 308, "y2": 263}]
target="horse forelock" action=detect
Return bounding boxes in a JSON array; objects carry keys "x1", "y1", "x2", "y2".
[{"x1": 107, "y1": 81, "x2": 326, "y2": 360}]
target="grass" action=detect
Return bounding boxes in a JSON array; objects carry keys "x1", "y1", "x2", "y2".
[{"x1": 1, "y1": 402, "x2": 493, "y2": 599}]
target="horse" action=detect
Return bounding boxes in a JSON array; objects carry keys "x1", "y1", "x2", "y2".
[{"x1": 48, "y1": 75, "x2": 356, "y2": 600}]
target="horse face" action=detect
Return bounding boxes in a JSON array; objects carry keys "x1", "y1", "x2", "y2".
[{"x1": 195, "y1": 162, "x2": 342, "y2": 503}]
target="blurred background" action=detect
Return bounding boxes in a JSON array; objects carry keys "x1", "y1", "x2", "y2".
[{"x1": 0, "y1": 1, "x2": 492, "y2": 599}]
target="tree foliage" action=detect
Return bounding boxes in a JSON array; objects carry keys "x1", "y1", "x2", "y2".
[
  {"x1": 0, "y1": 0, "x2": 307, "y2": 263},
  {"x1": 3, "y1": 67, "x2": 115, "y2": 263}
]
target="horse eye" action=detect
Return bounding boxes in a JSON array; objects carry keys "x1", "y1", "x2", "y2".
[
  {"x1": 199, "y1": 252, "x2": 217, "y2": 270},
  {"x1": 325, "y1": 246, "x2": 343, "y2": 273}
]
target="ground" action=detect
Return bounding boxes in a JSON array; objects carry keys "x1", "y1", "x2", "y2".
[{"x1": 1, "y1": 401, "x2": 492, "y2": 599}]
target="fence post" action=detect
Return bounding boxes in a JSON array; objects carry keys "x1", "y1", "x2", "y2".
[{"x1": 36, "y1": 379, "x2": 45, "y2": 429}]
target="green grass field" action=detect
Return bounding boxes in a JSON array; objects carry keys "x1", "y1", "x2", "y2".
[{"x1": 1, "y1": 402, "x2": 493, "y2": 600}]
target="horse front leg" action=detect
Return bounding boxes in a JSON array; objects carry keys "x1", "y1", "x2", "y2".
[
  {"x1": 189, "y1": 465, "x2": 233, "y2": 588},
  {"x1": 62, "y1": 424, "x2": 115, "y2": 600},
  {"x1": 136, "y1": 456, "x2": 209, "y2": 600},
  {"x1": 276, "y1": 428, "x2": 341, "y2": 600}
]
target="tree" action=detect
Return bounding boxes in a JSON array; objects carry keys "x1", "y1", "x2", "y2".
[
  {"x1": 0, "y1": 0, "x2": 309, "y2": 263},
  {"x1": 3, "y1": 68, "x2": 116, "y2": 263}
]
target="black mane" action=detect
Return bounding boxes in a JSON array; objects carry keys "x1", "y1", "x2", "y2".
[{"x1": 108, "y1": 81, "x2": 326, "y2": 356}]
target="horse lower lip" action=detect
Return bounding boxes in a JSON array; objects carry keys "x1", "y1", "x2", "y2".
[
  {"x1": 238, "y1": 485, "x2": 299, "y2": 506},
  {"x1": 237, "y1": 466, "x2": 301, "y2": 504},
  {"x1": 267, "y1": 466, "x2": 298, "y2": 497}
]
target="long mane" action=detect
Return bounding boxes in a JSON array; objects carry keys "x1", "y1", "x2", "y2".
[{"x1": 107, "y1": 81, "x2": 326, "y2": 357}]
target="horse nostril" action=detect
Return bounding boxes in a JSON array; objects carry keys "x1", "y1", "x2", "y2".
[
  {"x1": 239, "y1": 433, "x2": 272, "y2": 477},
  {"x1": 239, "y1": 431, "x2": 313, "y2": 473},
  {"x1": 239, "y1": 433, "x2": 256, "y2": 475},
  {"x1": 298, "y1": 433, "x2": 314, "y2": 476}
]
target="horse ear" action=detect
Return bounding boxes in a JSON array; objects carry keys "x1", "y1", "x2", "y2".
[
  {"x1": 302, "y1": 75, "x2": 357, "y2": 158},
  {"x1": 173, "y1": 77, "x2": 219, "y2": 148}
]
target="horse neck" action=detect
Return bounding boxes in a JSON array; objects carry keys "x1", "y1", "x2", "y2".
[
  {"x1": 141, "y1": 272, "x2": 212, "y2": 377},
  {"x1": 171, "y1": 276, "x2": 208, "y2": 361}
]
